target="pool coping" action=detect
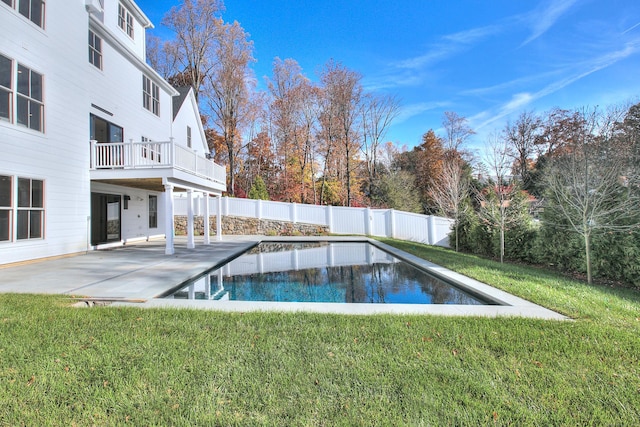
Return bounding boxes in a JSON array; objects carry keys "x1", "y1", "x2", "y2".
[{"x1": 115, "y1": 236, "x2": 569, "y2": 320}]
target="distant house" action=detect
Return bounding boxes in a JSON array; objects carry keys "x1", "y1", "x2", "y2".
[{"x1": 0, "y1": 0, "x2": 226, "y2": 265}]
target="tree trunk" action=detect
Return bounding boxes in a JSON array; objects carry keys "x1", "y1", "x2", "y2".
[{"x1": 585, "y1": 232, "x2": 592, "y2": 284}]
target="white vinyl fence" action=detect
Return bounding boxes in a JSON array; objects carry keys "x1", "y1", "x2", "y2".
[{"x1": 174, "y1": 196, "x2": 454, "y2": 247}]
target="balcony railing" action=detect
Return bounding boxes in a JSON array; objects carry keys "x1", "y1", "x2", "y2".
[{"x1": 90, "y1": 139, "x2": 226, "y2": 186}]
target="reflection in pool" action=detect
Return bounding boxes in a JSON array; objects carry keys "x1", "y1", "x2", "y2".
[{"x1": 167, "y1": 242, "x2": 493, "y2": 305}]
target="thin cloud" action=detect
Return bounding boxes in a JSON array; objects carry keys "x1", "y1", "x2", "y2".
[
  {"x1": 521, "y1": 0, "x2": 579, "y2": 46},
  {"x1": 395, "y1": 101, "x2": 450, "y2": 124},
  {"x1": 473, "y1": 39, "x2": 640, "y2": 129},
  {"x1": 622, "y1": 21, "x2": 640, "y2": 35}
]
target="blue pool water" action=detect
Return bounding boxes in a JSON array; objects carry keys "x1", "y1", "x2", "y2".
[{"x1": 167, "y1": 242, "x2": 492, "y2": 305}]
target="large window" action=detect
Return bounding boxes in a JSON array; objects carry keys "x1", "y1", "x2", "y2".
[
  {"x1": 0, "y1": 175, "x2": 44, "y2": 242},
  {"x1": 118, "y1": 3, "x2": 133, "y2": 39},
  {"x1": 16, "y1": 63, "x2": 43, "y2": 131},
  {"x1": 88, "y1": 30, "x2": 102, "y2": 70},
  {"x1": 148, "y1": 195, "x2": 157, "y2": 229},
  {"x1": 0, "y1": 54, "x2": 11, "y2": 122},
  {"x1": 0, "y1": 54, "x2": 44, "y2": 132},
  {"x1": 142, "y1": 75, "x2": 159, "y2": 116}
]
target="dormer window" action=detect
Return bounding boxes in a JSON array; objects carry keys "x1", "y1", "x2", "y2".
[{"x1": 118, "y1": 3, "x2": 133, "y2": 39}]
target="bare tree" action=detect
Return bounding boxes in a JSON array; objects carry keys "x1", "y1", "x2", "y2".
[
  {"x1": 160, "y1": 0, "x2": 225, "y2": 101},
  {"x1": 544, "y1": 107, "x2": 640, "y2": 283},
  {"x1": 429, "y1": 154, "x2": 470, "y2": 252},
  {"x1": 361, "y1": 93, "x2": 400, "y2": 200},
  {"x1": 477, "y1": 133, "x2": 517, "y2": 263},
  {"x1": 204, "y1": 21, "x2": 255, "y2": 195},
  {"x1": 442, "y1": 111, "x2": 475, "y2": 152},
  {"x1": 505, "y1": 111, "x2": 541, "y2": 189}
]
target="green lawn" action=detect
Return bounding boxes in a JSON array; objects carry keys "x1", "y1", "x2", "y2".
[{"x1": 1, "y1": 239, "x2": 639, "y2": 426}]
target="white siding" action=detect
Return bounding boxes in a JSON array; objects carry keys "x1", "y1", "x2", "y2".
[{"x1": 0, "y1": 1, "x2": 92, "y2": 263}]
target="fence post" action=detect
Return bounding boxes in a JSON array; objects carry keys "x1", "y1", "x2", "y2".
[
  {"x1": 428, "y1": 215, "x2": 436, "y2": 245},
  {"x1": 291, "y1": 202, "x2": 297, "y2": 224},
  {"x1": 326, "y1": 205, "x2": 333, "y2": 233},
  {"x1": 223, "y1": 196, "x2": 229, "y2": 216},
  {"x1": 256, "y1": 199, "x2": 262, "y2": 219},
  {"x1": 389, "y1": 209, "x2": 396, "y2": 239},
  {"x1": 365, "y1": 207, "x2": 373, "y2": 236}
]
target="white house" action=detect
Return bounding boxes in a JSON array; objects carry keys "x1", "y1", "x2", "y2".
[{"x1": 0, "y1": 0, "x2": 226, "y2": 266}]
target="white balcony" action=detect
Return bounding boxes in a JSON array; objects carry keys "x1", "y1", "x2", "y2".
[{"x1": 89, "y1": 139, "x2": 226, "y2": 192}]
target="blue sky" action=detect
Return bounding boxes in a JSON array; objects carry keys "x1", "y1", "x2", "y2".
[{"x1": 138, "y1": 0, "x2": 640, "y2": 150}]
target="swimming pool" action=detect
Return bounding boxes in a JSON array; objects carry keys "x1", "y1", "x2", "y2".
[{"x1": 166, "y1": 241, "x2": 496, "y2": 305}]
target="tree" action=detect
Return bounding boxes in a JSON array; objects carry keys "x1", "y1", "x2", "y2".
[
  {"x1": 505, "y1": 111, "x2": 541, "y2": 191},
  {"x1": 248, "y1": 176, "x2": 269, "y2": 200},
  {"x1": 477, "y1": 133, "x2": 518, "y2": 263},
  {"x1": 543, "y1": 107, "x2": 640, "y2": 283},
  {"x1": 415, "y1": 130, "x2": 445, "y2": 211},
  {"x1": 157, "y1": 0, "x2": 226, "y2": 101},
  {"x1": 361, "y1": 93, "x2": 400, "y2": 200},
  {"x1": 429, "y1": 154, "x2": 471, "y2": 252},
  {"x1": 442, "y1": 111, "x2": 475, "y2": 152},
  {"x1": 378, "y1": 171, "x2": 422, "y2": 213},
  {"x1": 205, "y1": 21, "x2": 255, "y2": 196},
  {"x1": 319, "y1": 60, "x2": 363, "y2": 206}
]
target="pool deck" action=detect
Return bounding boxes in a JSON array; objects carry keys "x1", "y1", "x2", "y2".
[{"x1": 0, "y1": 236, "x2": 568, "y2": 320}]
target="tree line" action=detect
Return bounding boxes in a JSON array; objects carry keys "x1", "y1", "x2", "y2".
[{"x1": 148, "y1": 0, "x2": 640, "y2": 287}]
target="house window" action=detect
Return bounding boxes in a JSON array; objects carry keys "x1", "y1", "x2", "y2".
[
  {"x1": 148, "y1": 195, "x2": 157, "y2": 228},
  {"x1": 142, "y1": 75, "x2": 159, "y2": 116},
  {"x1": 0, "y1": 175, "x2": 44, "y2": 241},
  {"x1": 88, "y1": 30, "x2": 102, "y2": 69},
  {"x1": 16, "y1": 63, "x2": 44, "y2": 132},
  {"x1": 18, "y1": 0, "x2": 44, "y2": 28},
  {"x1": 118, "y1": 3, "x2": 133, "y2": 38},
  {"x1": 0, "y1": 175, "x2": 11, "y2": 242},
  {"x1": 0, "y1": 54, "x2": 12, "y2": 122},
  {"x1": 2, "y1": 0, "x2": 13, "y2": 7},
  {"x1": 187, "y1": 126, "x2": 192, "y2": 148}
]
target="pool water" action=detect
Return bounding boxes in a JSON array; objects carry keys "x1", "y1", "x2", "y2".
[{"x1": 167, "y1": 242, "x2": 491, "y2": 305}]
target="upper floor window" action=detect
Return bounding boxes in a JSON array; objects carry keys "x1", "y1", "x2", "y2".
[
  {"x1": 17, "y1": 63, "x2": 43, "y2": 131},
  {"x1": 187, "y1": 126, "x2": 192, "y2": 148},
  {"x1": 142, "y1": 75, "x2": 159, "y2": 116},
  {"x1": 0, "y1": 53, "x2": 44, "y2": 132},
  {"x1": 118, "y1": 3, "x2": 133, "y2": 39},
  {"x1": 1, "y1": 0, "x2": 45, "y2": 29},
  {"x1": 88, "y1": 30, "x2": 102, "y2": 70},
  {"x1": 19, "y1": 0, "x2": 44, "y2": 27},
  {"x1": 0, "y1": 54, "x2": 12, "y2": 122}
]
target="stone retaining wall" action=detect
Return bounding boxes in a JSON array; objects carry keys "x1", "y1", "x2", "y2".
[{"x1": 174, "y1": 215, "x2": 329, "y2": 236}]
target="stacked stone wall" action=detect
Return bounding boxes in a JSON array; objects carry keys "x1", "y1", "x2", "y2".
[{"x1": 174, "y1": 215, "x2": 329, "y2": 236}]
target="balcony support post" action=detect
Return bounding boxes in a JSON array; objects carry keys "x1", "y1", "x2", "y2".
[
  {"x1": 203, "y1": 192, "x2": 211, "y2": 245},
  {"x1": 164, "y1": 183, "x2": 175, "y2": 255},
  {"x1": 187, "y1": 189, "x2": 195, "y2": 249}
]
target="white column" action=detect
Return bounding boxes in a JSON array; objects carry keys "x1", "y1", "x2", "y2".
[
  {"x1": 164, "y1": 184, "x2": 175, "y2": 255},
  {"x1": 203, "y1": 192, "x2": 211, "y2": 245},
  {"x1": 216, "y1": 194, "x2": 223, "y2": 241},
  {"x1": 187, "y1": 189, "x2": 195, "y2": 249}
]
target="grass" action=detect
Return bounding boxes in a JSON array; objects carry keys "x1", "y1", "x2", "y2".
[{"x1": 1, "y1": 240, "x2": 639, "y2": 425}]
